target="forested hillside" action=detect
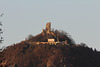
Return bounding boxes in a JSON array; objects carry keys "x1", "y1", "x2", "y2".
[{"x1": 0, "y1": 41, "x2": 100, "y2": 67}]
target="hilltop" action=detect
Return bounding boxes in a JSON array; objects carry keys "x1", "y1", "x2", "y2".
[
  {"x1": 26, "y1": 22, "x2": 75, "y2": 45},
  {"x1": 0, "y1": 22, "x2": 100, "y2": 67}
]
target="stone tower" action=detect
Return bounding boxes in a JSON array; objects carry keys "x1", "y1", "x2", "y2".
[
  {"x1": 42, "y1": 22, "x2": 51, "y2": 34},
  {"x1": 45, "y1": 22, "x2": 51, "y2": 33}
]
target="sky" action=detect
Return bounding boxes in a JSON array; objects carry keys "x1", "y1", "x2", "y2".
[{"x1": 0, "y1": 0, "x2": 100, "y2": 50}]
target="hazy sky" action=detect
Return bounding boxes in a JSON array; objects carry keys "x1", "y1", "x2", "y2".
[{"x1": 0, "y1": 0, "x2": 100, "y2": 50}]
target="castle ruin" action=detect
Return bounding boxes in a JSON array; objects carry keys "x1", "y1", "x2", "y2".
[
  {"x1": 42, "y1": 22, "x2": 51, "y2": 34},
  {"x1": 28, "y1": 22, "x2": 69, "y2": 45}
]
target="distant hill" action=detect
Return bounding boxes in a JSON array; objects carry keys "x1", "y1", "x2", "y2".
[{"x1": 0, "y1": 22, "x2": 100, "y2": 67}]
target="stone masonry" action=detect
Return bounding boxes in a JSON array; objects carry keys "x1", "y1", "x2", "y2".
[{"x1": 42, "y1": 22, "x2": 51, "y2": 34}]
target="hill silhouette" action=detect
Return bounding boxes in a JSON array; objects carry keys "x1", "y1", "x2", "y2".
[{"x1": 0, "y1": 22, "x2": 100, "y2": 67}]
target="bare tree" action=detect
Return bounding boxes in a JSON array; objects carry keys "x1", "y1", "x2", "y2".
[
  {"x1": 26, "y1": 34, "x2": 34, "y2": 40},
  {"x1": 0, "y1": 13, "x2": 4, "y2": 43}
]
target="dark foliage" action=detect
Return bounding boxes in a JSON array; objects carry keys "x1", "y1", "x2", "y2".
[{"x1": 0, "y1": 41, "x2": 100, "y2": 67}]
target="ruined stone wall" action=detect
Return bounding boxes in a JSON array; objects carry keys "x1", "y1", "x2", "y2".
[{"x1": 45, "y1": 22, "x2": 51, "y2": 33}]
